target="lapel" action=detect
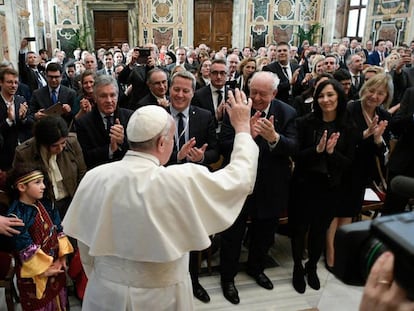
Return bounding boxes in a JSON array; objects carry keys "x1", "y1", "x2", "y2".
[
  {"x1": 188, "y1": 106, "x2": 197, "y2": 138},
  {"x1": 206, "y1": 87, "x2": 215, "y2": 112}
]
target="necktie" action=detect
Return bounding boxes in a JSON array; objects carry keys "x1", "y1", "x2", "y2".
[
  {"x1": 108, "y1": 69, "x2": 112, "y2": 76},
  {"x1": 353, "y1": 75, "x2": 359, "y2": 87},
  {"x1": 216, "y1": 89, "x2": 223, "y2": 106},
  {"x1": 51, "y1": 89, "x2": 57, "y2": 104},
  {"x1": 282, "y1": 66, "x2": 289, "y2": 79},
  {"x1": 105, "y1": 116, "x2": 113, "y2": 134},
  {"x1": 380, "y1": 53, "x2": 384, "y2": 63},
  {"x1": 177, "y1": 113, "x2": 185, "y2": 150},
  {"x1": 261, "y1": 111, "x2": 266, "y2": 118},
  {"x1": 34, "y1": 70, "x2": 44, "y2": 87}
]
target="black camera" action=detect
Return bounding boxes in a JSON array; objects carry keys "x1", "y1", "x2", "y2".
[
  {"x1": 134, "y1": 47, "x2": 151, "y2": 65},
  {"x1": 334, "y1": 212, "x2": 414, "y2": 300},
  {"x1": 224, "y1": 80, "x2": 237, "y2": 102}
]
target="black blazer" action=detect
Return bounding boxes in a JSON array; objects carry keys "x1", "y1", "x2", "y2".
[
  {"x1": 388, "y1": 87, "x2": 414, "y2": 176},
  {"x1": 348, "y1": 73, "x2": 365, "y2": 101},
  {"x1": 262, "y1": 62, "x2": 299, "y2": 104},
  {"x1": 191, "y1": 85, "x2": 219, "y2": 128},
  {"x1": 28, "y1": 85, "x2": 76, "y2": 124},
  {"x1": 167, "y1": 105, "x2": 219, "y2": 166},
  {"x1": 0, "y1": 95, "x2": 33, "y2": 170},
  {"x1": 220, "y1": 99, "x2": 298, "y2": 219},
  {"x1": 137, "y1": 93, "x2": 169, "y2": 109},
  {"x1": 118, "y1": 65, "x2": 154, "y2": 110},
  {"x1": 18, "y1": 52, "x2": 41, "y2": 93},
  {"x1": 74, "y1": 106, "x2": 133, "y2": 169}
]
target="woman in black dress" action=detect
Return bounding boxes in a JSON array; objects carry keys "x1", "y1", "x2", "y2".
[
  {"x1": 289, "y1": 79, "x2": 357, "y2": 294},
  {"x1": 325, "y1": 73, "x2": 392, "y2": 268}
]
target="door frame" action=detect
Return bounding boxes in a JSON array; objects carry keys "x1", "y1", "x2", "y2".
[
  {"x1": 190, "y1": 0, "x2": 246, "y2": 50},
  {"x1": 82, "y1": 1, "x2": 138, "y2": 51}
]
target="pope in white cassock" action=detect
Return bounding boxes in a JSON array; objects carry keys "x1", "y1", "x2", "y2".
[{"x1": 62, "y1": 89, "x2": 259, "y2": 310}]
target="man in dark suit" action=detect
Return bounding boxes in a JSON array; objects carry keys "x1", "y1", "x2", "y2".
[
  {"x1": 165, "y1": 70, "x2": 220, "y2": 303},
  {"x1": 367, "y1": 39, "x2": 387, "y2": 66},
  {"x1": 137, "y1": 68, "x2": 169, "y2": 109},
  {"x1": 344, "y1": 39, "x2": 361, "y2": 61},
  {"x1": 0, "y1": 60, "x2": 32, "y2": 101},
  {"x1": 0, "y1": 68, "x2": 33, "y2": 170},
  {"x1": 96, "y1": 51, "x2": 115, "y2": 76},
  {"x1": 346, "y1": 54, "x2": 365, "y2": 100},
  {"x1": 191, "y1": 59, "x2": 228, "y2": 130},
  {"x1": 18, "y1": 39, "x2": 47, "y2": 93},
  {"x1": 383, "y1": 86, "x2": 414, "y2": 215},
  {"x1": 262, "y1": 42, "x2": 299, "y2": 105},
  {"x1": 166, "y1": 47, "x2": 194, "y2": 73},
  {"x1": 28, "y1": 62, "x2": 76, "y2": 125},
  {"x1": 117, "y1": 45, "x2": 159, "y2": 110},
  {"x1": 75, "y1": 75, "x2": 133, "y2": 169},
  {"x1": 219, "y1": 71, "x2": 298, "y2": 304}
]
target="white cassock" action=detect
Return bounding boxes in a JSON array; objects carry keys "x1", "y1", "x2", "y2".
[{"x1": 62, "y1": 133, "x2": 258, "y2": 311}]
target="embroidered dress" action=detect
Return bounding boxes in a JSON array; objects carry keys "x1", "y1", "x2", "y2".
[{"x1": 8, "y1": 199, "x2": 73, "y2": 311}]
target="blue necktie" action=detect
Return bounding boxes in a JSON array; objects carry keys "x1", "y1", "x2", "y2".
[{"x1": 51, "y1": 89, "x2": 57, "y2": 104}]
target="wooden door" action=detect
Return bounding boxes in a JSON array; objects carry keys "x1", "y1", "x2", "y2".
[
  {"x1": 94, "y1": 11, "x2": 128, "y2": 50},
  {"x1": 194, "y1": 0, "x2": 233, "y2": 51}
]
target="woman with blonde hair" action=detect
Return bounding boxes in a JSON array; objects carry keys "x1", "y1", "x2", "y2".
[
  {"x1": 256, "y1": 56, "x2": 271, "y2": 71},
  {"x1": 236, "y1": 57, "x2": 256, "y2": 96},
  {"x1": 382, "y1": 51, "x2": 400, "y2": 73},
  {"x1": 325, "y1": 73, "x2": 392, "y2": 270},
  {"x1": 311, "y1": 55, "x2": 326, "y2": 78}
]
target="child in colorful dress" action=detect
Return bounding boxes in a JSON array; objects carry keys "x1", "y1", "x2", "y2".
[{"x1": 7, "y1": 166, "x2": 73, "y2": 310}]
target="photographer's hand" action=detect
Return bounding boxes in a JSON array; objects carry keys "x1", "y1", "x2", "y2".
[{"x1": 360, "y1": 251, "x2": 414, "y2": 311}]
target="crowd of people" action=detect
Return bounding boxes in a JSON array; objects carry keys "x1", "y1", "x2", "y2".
[{"x1": 0, "y1": 36, "x2": 414, "y2": 310}]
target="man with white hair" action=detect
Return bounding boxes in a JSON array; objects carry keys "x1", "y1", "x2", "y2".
[
  {"x1": 219, "y1": 71, "x2": 298, "y2": 304},
  {"x1": 62, "y1": 90, "x2": 259, "y2": 310}
]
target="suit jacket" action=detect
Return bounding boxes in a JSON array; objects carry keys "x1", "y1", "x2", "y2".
[
  {"x1": 367, "y1": 51, "x2": 387, "y2": 66},
  {"x1": 262, "y1": 62, "x2": 299, "y2": 104},
  {"x1": 13, "y1": 133, "x2": 87, "y2": 201},
  {"x1": 29, "y1": 85, "x2": 76, "y2": 124},
  {"x1": 167, "y1": 105, "x2": 219, "y2": 166},
  {"x1": 219, "y1": 99, "x2": 298, "y2": 219},
  {"x1": 348, "y1": 73, "x2": 365, "y2": 101},
  {"x1": 18, "y1": 52, "x2": 41, "y2": 93},
  {"x1": 388, "y1": 87, "x2": 414, "y2": 176},
  {"x1": 137, "y1": 93, "x2": 169, "y2": 109},
  {"x1": 402, "y1": 66, "x2": 414, "y2": 88},
  {"x1": 0, "y1": 95, "x2": 33, "y2": 169},
  {"x1": 74, "y1": 106, "x2": 133, "y2": 169},
  {"x1": 166, "y1": 62, "x2": 193, "y2": 74},
  {"x1": 118, "y1": 65, "x2": 154, "y2": 110},
  {"x1": 191, "y1": 85, "x2": 219, "y2": 128},
  {"x1": 96, "y1": 68, "x2": 114, "y2": 76},
  {"x1": 196, "y1": 77, "x2": 208, "y2": 90}
]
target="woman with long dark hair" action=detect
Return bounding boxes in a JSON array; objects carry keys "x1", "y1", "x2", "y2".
[{"x1": 289, "y1": 79, "x2": 357, "y2": 294}]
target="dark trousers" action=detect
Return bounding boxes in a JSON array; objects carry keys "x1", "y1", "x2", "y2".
[
  {"x1": 290, "y1": 215, "x2": 332, "y2": 269},
  {"x1": 189, "y1": 251, "x2": 200, "y2": 283},
  {"x1": 220, "y1": 207, "x2": 277, "y2": 282}
]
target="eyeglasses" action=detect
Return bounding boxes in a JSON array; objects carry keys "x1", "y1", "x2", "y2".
[
  {"x1": 210, "y1": 71, "x2": 227, "y2": 76},
  {"x1": 47, "y1": 75, "x2": 62, "y2": 79}
]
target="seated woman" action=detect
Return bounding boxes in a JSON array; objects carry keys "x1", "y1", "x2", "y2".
[{"x1": 7, "y1": 165, "x2": 73, "y2": 310}]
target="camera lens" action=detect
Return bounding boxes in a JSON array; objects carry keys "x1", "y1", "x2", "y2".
[{"x1": 360, "y1": 237, "x2": 388, "y2": 280}]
